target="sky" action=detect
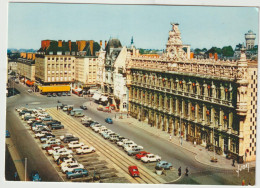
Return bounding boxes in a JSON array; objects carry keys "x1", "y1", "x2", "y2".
[{"x1": 8, "y1": 3, "x2": 259, "y2": 50}]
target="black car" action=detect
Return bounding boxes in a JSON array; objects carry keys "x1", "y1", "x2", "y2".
[
  {"x1": 57, "y1": 92, "x2": 62, "y2": 97},
  {"x1": 80, "y1": 105, "x2": 88, "y2": 110},
  {"x1": 82, "y1": 120, "x2": 94, "y2": 127},
  {"x1": 60, "y1": 103, "x2": 67, "y2": 110},
  {"x1": 46, "y1": 120, "x2": 61, "y2": 126},
  {"x1": 62, "y1": 92, "x2": 67, "y2": 96},
  {"x1": 47, "y1": 93, "x2": 52, "y2": 97},
  {"x1": 63, "y1": 136, "x2": 79, "y2": 143},
  {"x1": 48, "y1": 124, "x2": 64, "y2": 130}
]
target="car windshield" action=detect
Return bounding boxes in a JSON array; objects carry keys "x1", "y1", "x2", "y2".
[{"x1": 132, "y1": 169, "x2": 138, "y2": 171}]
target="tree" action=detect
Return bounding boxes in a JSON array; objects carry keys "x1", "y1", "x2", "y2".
[
  {"x1": 206, "y1": 47, "x2": 222, "y2": 55},
  {"x1": 222, "y1": 46, "x2": 234, "y2": 57}
]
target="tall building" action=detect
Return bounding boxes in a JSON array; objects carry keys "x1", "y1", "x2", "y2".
[
  {"x1": 245, "y1": 30, "x2": 256, "y2": 50},
  {"x1": 126, "y1": 23, "x2": 257, "y2": 162},
  {"x1": 35, "y1": 40, "x2": 101, "y2": 91}
]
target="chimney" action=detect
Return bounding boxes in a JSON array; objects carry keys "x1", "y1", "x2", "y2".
[
  {"x1": 105, "y1": 40, "x2": 107, "y2": 48},
  {"x1": 89, "y1": 40, "x2": 94, "y2": 56},
  {"x1": 214, "y1": 53, "x2": 218, "y2": 60},
  {"x1": 58, "y1": 40, "x2": 62, "y2": 47},
  {"x1": 68, "y1": 40, "x2": 71, "y2": 51},
  {"x1": 100, "y1": 40, "x2": 102, "y2": 48}
]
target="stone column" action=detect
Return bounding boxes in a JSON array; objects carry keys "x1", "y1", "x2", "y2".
[{"x1": 170, "y1": 97, "x2": 173, "y2": 114}]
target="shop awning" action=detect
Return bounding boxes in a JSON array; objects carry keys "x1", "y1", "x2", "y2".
[
  {"x1": 101, "y1": 96, "x2": 108, "y2": 102},
  {"x1": 26, "y1": 80, "x2": 34, "y2": 86},
  {"x1": 92, "y1": 93, "x2": 101, "y2": 101}
]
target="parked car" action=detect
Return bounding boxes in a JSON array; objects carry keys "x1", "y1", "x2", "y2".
[
  {"x1": 56, "y1": 155, "x2": 76, "y2": 165},
  {"x1": 80, "y1": 105, "x2": 88, "y2": 110},
  {"x1": 63, "y1": 136, "x2": 79, "y2": 143},
  {"x1": 30, "y1": 171, "x2": 42, "y2": 181},
  {"x1": 103, "y1": 132, "x2": 116, "y2": 139},
  {"x1": 109, "y1": 134, "x2": 120, "y2": 142},
  {"x1": 57, "y1": 92, "x2": 62, "y2": 97},
  {"x1": 67, "y1": 92, "x2": 71, "y2": 96},
  {"x1": 61, "y1": 163, "x2": 84, "y2": 173},
  {"x1": 48, "y1": 124, "x2": 64, "y2": 130},
  {"x1": 128, "y1": 166, "x2": 140, "y2": 177},
  {"x1": 62, "y1": 92, "x2": 67, "y2": 96},
  {"x1": 76, "y1": 145, "x2": 95, "y2": 155},
  {"x1": 105, "y1": 118, "x2": 113, "y2": 124},
  {"x1": 45, "y1": 144, "x2": 64, "y2": 152},
  {"x1": 48, "y1": 146, "x2": 65, "y2": 155},
  {"x1": 42, "y1": 141, "x2": 61, "y2": 149},
  {"x1": 68, "y1": 141, "x2": 84, "y2": 149},
  {"x1": 52, "y1": 93, "x2": 57, "y2": 97},
  {"x1": 28, "y1": 89, "x2": 33, "y2": 93},
  {"x1": 93, "y1": 125, "x2": 106, "y2": 133},
  {"x1": 127, "y1": 148, "x2": 144, "y2": 156},
  {"x1": 117, "y1": 139, "x2": 130, "y2": 146},
  {"x1": 47, "y1": 93, "x2": 52, "y2": 97},
  {"x1": 42, "y1": 116, "x2": 53, "y2": 121},
  {"x1": 40, "y1": 134, "x2": 56, "y2": 143},
  {"x1": 122, "y1": 140, "x2": 136, "y2": 148},
  {"x1": 124, "y1": 144, "x2": 144, "y2": 152},
  {"x1": 156, "y1": 161, "x2": 173, "y2": 170},
  {"x1": 66, "y1": 168, "x2": 88, "y2": 179},
  {"x1": 81, "y1": 116, "x2": 92, "y2": 122},
  {"x1": 141, "y1": 154, "x2": 161, "y2": 163},
  {"x1": 135, "y1": 151, "x2": 150, "y2": 160},
  {"x1": 6, "y1": 130, "x2": 10, "y2": 138},
  {"x1": 82, "y1": 120, "x2": 94, "y2": 127}
]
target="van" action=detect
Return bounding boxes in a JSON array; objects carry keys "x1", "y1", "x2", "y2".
[{"x1": 70, "y1": 109, "x2": 84, "y2": 117}]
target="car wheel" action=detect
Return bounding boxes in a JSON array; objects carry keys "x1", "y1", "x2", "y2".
[{"x1": 147, "y1": 160, "x2": 150, "y2": 163}]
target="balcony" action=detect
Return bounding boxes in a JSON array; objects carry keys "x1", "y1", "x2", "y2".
[{"x1": 184, "y1": 92, "x2": 189, "y2": 97}]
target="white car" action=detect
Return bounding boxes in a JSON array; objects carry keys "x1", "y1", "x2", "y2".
[
  {"x1": 124, "y1": 144, "x2": 144, "y2": 152},
  {"x1": 93, "y1": 125, "x2": 106, "y2": 133},
  {"x1": 117, "y1": 139, "x2": 129, "y2": 146},
  {"x1": 52, "y1": 148, "x2": 73, "y2": 158},
  {"x1": 61, "y1": 163, "x2": 84, "y2": 173},
  {"x1": 60, "y1": 159, "x2": 78, "y2": 168},
  {"x1": 122, "y1": 140, "x2": 136, "y2": 148},
  {"x1": 46, "y1": 138, "x2": 61, "y2": 144},
  {"x1": 98, "y1": 127, "x2": 108, "y2": 134},
  {"x1": 60, "y1": 133, "x2": 74, "y2": 141},
  {"x1": 91, "y1": 124, "x2": 102, "y2": 130},
  {"x1": 76, "y1": 145, "x2": 95, "y2": 155},
  {"x1": 48, "y1": 146, "x2": 64, "y2": 155},
  {"x1": 81, "y1": 116, "x2": 92, "y2": 122},
  {"x1": 141, "y1": 154, "x2": 161, "y2": 163},
  {"x1": 68, "y1": 141, "x2": 84, "y2": 149},
  {"x1": 35, "y1": 131, "x2": 50, "y2": 138}
]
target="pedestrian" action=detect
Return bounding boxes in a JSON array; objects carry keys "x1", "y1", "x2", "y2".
[
  {"x1": 178, "y1": 167, "x2": 181, "y2": 177},
  {"x1": 232, "y1": 158, "x2": 235, "y2": 167},
  {"x1": 115, "y1": 114, "x2": 116, "y2": 119},
  {"x1": 242, "y1": 179, "x2": 245, "y2": 186},
  {"x1": 57, "y1": 105, "x2": 58, "y2": 110},
  {"x1": 185, "y1": 167, "x2": 189, "y2": 176},
  {"x1": 169, "y1": 134, "x2": 172, "y2": 142}
]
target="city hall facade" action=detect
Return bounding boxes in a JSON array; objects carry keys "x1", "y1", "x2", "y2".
[{"x1": 126, "y1": 23, "x2": 257, "y2": 162}]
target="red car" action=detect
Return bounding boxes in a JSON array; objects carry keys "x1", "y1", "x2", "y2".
[
  {"x1": 135, "y1": 151, "x2": 150, "y2": 160},
  {"x1": 45, "y1": 144, "x2": 64, "y2": 152},
  {"x1": 128, "y1": 166, "x2": 140, "y2": 177}
]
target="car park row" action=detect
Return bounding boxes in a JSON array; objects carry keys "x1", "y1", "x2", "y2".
[
  {"x1": 15, "y1": 107, "x2": 95, "y2": 181},
  {"x1": 78, "y1": 114, "x2": 173, "y2": 172}
]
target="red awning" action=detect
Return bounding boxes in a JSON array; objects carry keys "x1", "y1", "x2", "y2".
[
  {"x1": 26, "y1": 80, "x2": 34, "y2": 86},
  {"x1": 105, "y1": 107, "x2": 109, "y2": 109},
  {"x1": 110, "y1": 104, "x2": 115, "y2": 107}
]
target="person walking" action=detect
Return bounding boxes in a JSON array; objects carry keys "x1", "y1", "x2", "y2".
[
  {"x1": 178, "y1": 167, "x2": 181, "y2": 177},
  {"x1": 185, "y1": 167, "x2": 189, "y2": 176},
  {"x1": 169, "y1": 134, "x2": 172, "y2": 142},
  {"x1": 232, "y1": 158, "x2": 235, "y2": 167},
  {"x1": 57, "y1": 105, "x2": 58, "y2": 110}
]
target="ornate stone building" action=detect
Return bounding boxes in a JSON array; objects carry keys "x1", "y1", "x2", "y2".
[{"x1": 126, "y1": 23, "x2": 257, "y2": 162}]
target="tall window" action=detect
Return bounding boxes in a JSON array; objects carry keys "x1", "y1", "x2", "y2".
[
  {"x1": 191, "y1": 104, "x2": 195, "y2": 120},
  {"x1": 206, "y1": 107, "x2": 211, "y2": 124},
  {"x1": 184, "y1": 101, "x2": 189, "y2": 118},
  {"x1": 214, "y1": 110, "x2": 219, "y2": 127},
  {"x1": 198, "y1": 105, "x2": 203, "y2": 122},
  {"x1": 192, "y1": 82, "x2": 196, "y2": 94}
]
